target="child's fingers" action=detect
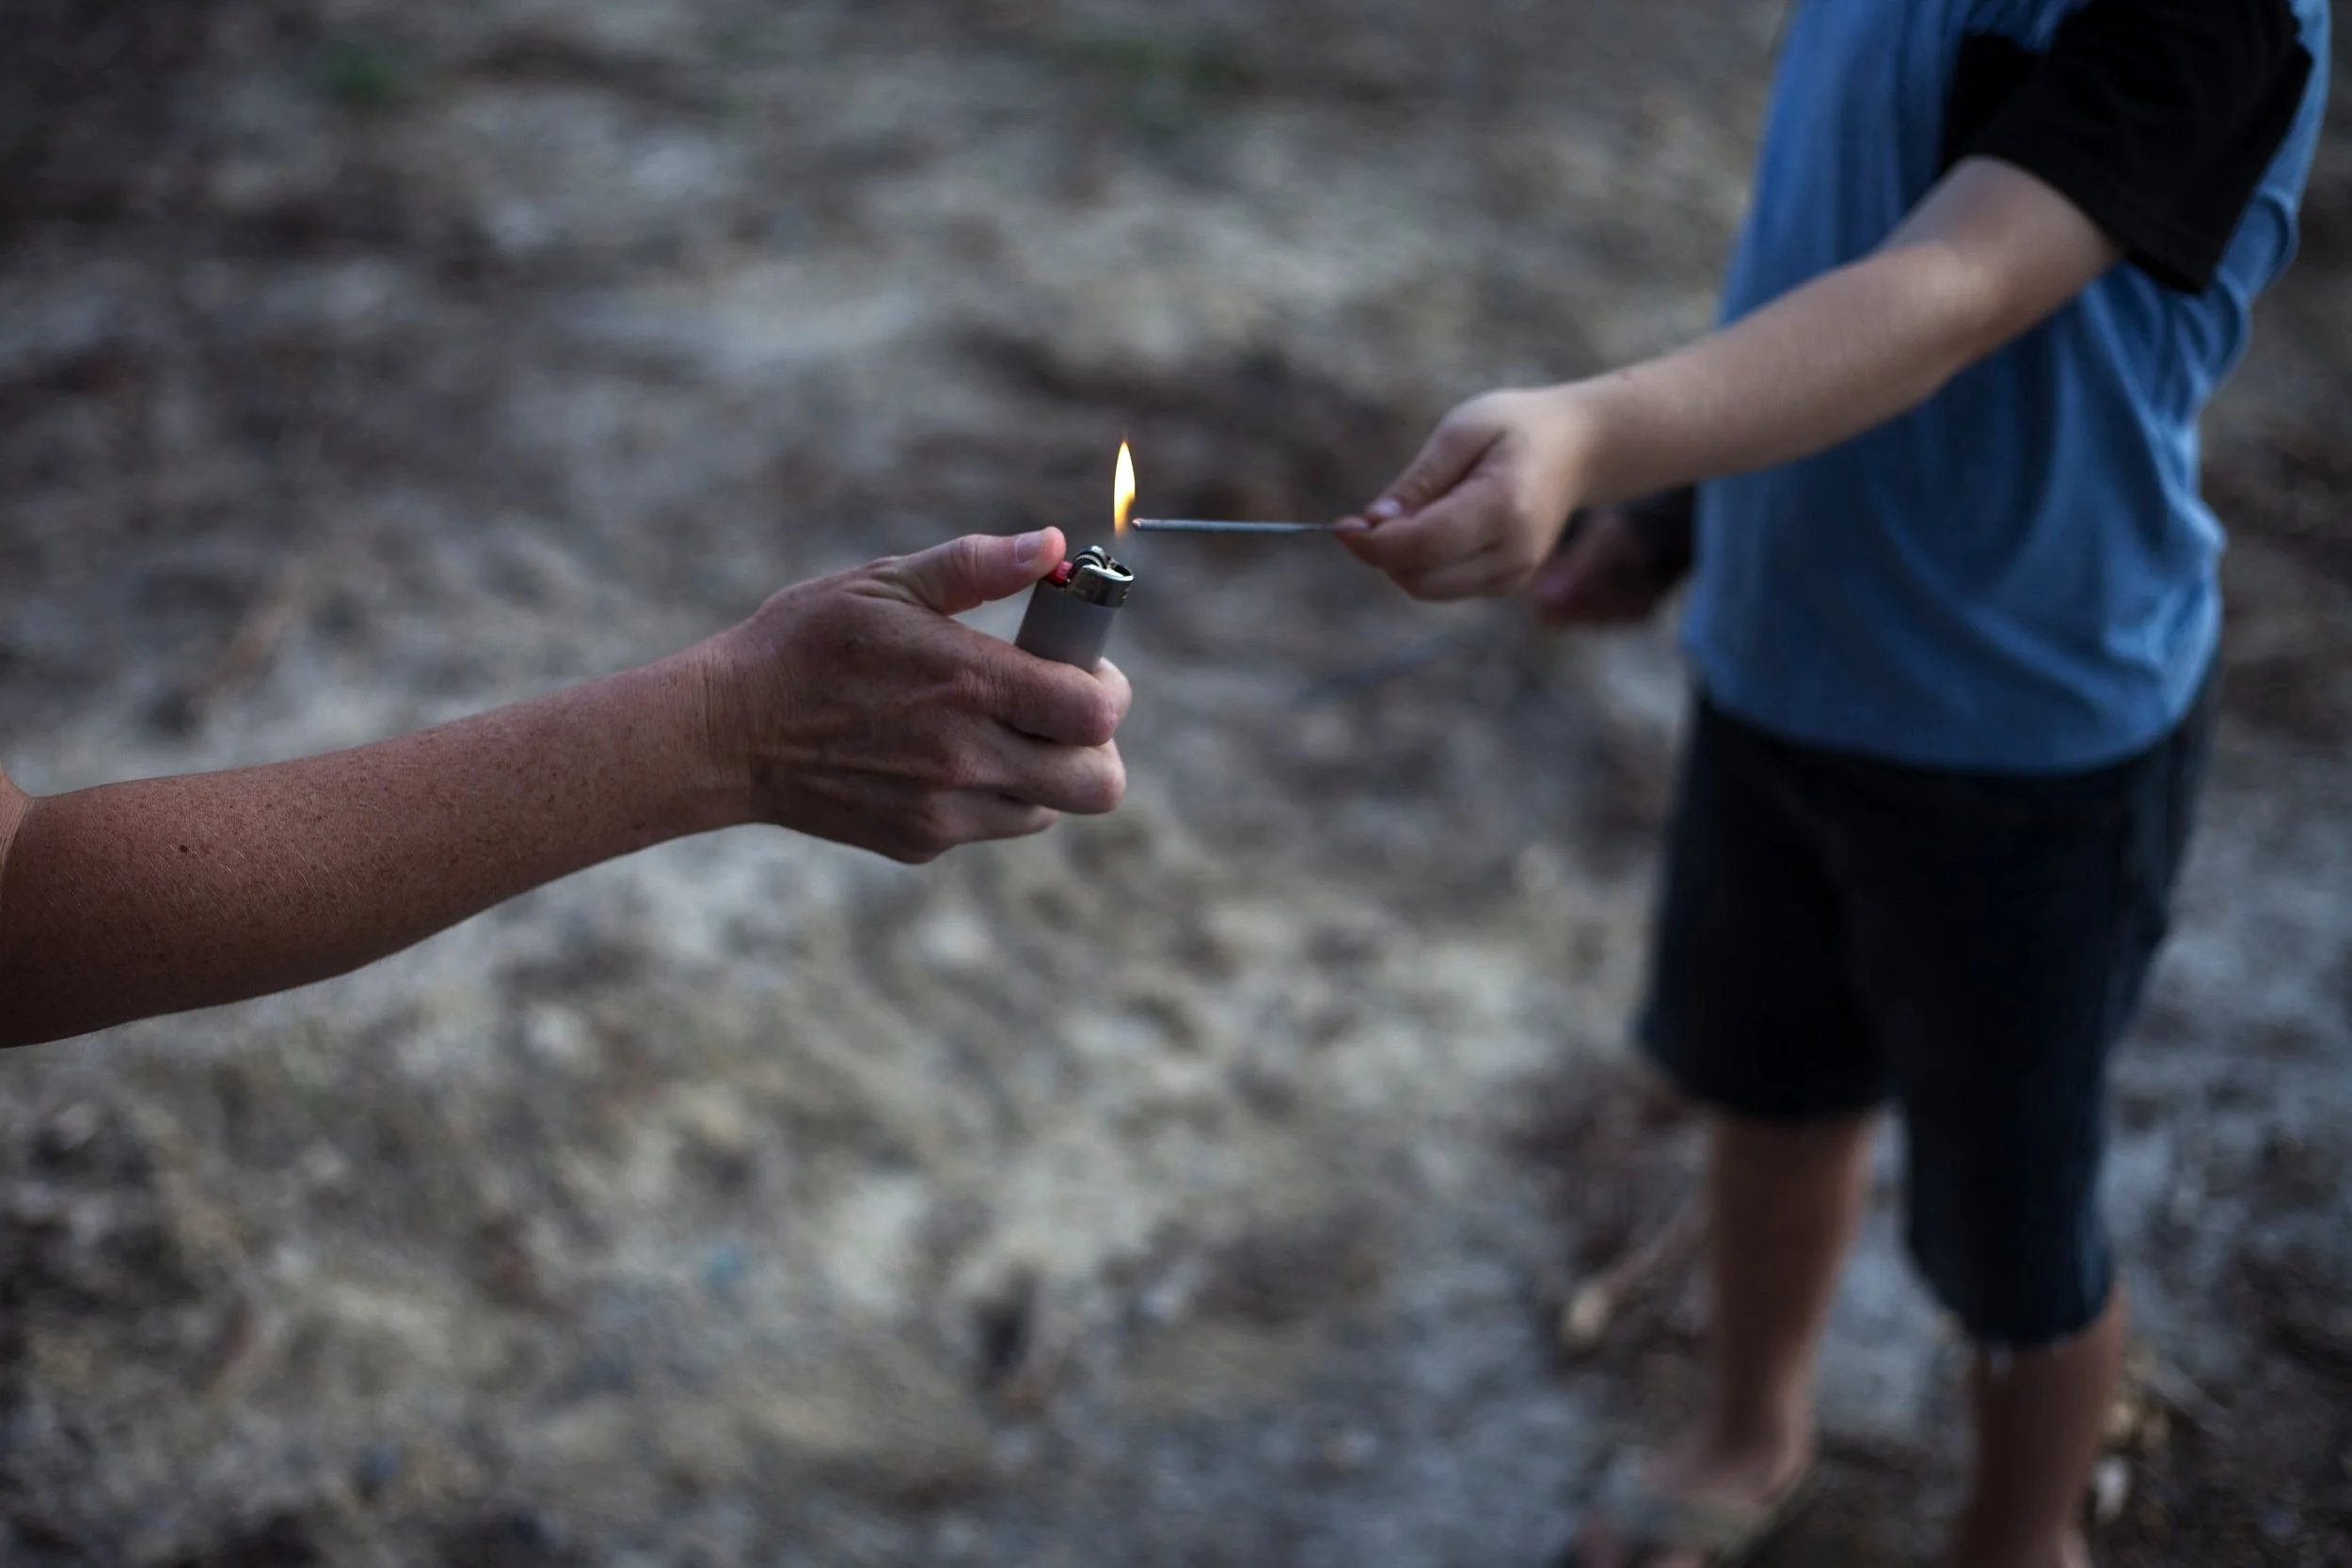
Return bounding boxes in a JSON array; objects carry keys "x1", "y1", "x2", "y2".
[
  {"x1": 1342, "y1": 464, "x2": 1517, "y2": 573},
  {"x1": 1336, "y1": 499, "x2": 1482, "y2": 576},
  {"x1": 1363, "y1": 409, "x2": 1502, "y2": 523}
]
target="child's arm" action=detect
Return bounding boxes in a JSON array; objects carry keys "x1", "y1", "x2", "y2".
[
  {"x1": 0, "y1": 531, "x2": 1130, "y2": 1050},
  {"x1": 1343, "y1": 0, "x2": 2322, "y2": 605},
  {"x1": 1337, "y1": 155, "x2": 2121, "y2": 601}
]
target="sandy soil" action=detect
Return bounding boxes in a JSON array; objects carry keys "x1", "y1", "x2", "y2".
[{"x1": 2, "y1": 3, "x2": 2348, "y2": 1563}]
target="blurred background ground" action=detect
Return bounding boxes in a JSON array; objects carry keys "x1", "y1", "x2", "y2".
[{"x1": 1, "y1": 2, "x2": 2347, "y2": 1563}]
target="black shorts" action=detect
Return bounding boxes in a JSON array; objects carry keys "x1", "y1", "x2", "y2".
[{"x1": 1641, "y1": 684, "x2": 2213, "y2": 1348}]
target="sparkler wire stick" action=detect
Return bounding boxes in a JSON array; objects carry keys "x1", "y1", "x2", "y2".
[{"x1": 1128, "y1": 518, "x2": 1336, "y2": 535}]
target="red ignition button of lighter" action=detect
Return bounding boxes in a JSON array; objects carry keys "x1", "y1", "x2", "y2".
[{"x1": 1014, "y1": 545, "x2": 1133, "y2": 671}]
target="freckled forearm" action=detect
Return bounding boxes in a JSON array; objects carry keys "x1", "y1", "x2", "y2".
[{"x1": 0, "y1": 651, "x2": 747, "y2": 1049}]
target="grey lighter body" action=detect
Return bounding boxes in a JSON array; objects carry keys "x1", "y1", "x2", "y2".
[{"x1": 1014, "y1": 546, "x2": 1133, "y2": 670}]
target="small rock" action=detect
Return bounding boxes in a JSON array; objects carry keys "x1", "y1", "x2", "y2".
[
  {"x1": 1139, "y1": 1256, "x2": 1205, "y2": 1326},
  {"x1": 2102, "y1": 1387, "x2": 2143, "y2": 1447},
  {"x1": 910, "y1": 905, "x2": 996, "y2": 973},
  {"x1": 41, "y1": 1102, "x2": 101, "y2": 1159},
  {"x1": 519, "y1": 1004, "x2": 593, "y2": 1067},
  {"x1": 296, "y1": 1144, "x2": 352, "y2": 1194},
  {"x1": 1560, "y1": 1284, "x2": 1613, "y2": 1352},
  {"x1": 2088, "y1": 1457, "x2": 2130, "y2": 1526}
]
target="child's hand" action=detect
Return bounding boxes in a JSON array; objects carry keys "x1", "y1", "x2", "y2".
[{"x1": 1336, "y1": 388, "x2": 1592, "y2": 601}]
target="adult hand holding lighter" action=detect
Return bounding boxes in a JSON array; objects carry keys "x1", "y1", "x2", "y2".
[{"x1": 0, "y1": 528, "x2": 1136, "y2": 1047}]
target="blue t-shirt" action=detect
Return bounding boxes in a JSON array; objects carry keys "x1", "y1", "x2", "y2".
[{"x1": 1683, "y1": 0, "x2": 2330, "y2": 772}]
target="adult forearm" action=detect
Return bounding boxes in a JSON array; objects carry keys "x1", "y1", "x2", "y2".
[
  {"x1": 1564, "y1": 242, "x2": 1995, "y2": 508},
  {"x1": 0, "y1": 530, "x2": 1133, "y2": 1048},
  {"x1": 0, "y1": 652, "x2": 741, "y2": 1048}
]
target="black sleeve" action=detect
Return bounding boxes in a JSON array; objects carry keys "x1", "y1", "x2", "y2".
[{"x1": 1955, "y1": 0, "x2": 2315, "y2": 293}]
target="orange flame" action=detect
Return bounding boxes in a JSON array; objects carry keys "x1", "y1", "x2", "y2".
[{"x1": 1114, "y1": 441, "x2": 1136, "y2": 535}]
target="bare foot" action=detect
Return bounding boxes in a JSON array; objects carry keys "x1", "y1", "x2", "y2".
[{"x1": 1564, "y1": 1420, "x2": 1816, "y2": 1568}]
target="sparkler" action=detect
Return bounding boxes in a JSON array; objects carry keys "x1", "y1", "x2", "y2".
[{"x1": 1128, "y1": 518, "x2": 1335, "y2": 535}]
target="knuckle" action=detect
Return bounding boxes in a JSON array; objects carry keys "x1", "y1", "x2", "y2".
[
  {"x1": 910, "y1": 803, "x2": 962, "y2": 859},
  {"x1": 1076, "y1": 689, "x2": 1122, "y2": 748},
  {"x1": 947, "y1": 533, "x2": 990, "y2": 581},
  {"x1": 935, "y1": 744, "x2": 992, "y2": 795},
  {"x1": 1099, "y1": 676, "x2": 1135, "y2": 727},
  {"x1": 1459, "y1": 391, "x2": 1508, "y2": 427},
  {"x1": 910, "y1": 719, "x2": 980, "y2": 789},
  {"x1": 1079, "y1": 752, "x2": 1127, "y2": 814},
  {"x1": 947, "y1": 661, "x2": 997, "y2": 714}
]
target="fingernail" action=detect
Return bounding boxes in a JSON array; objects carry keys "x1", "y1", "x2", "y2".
[
  {"x1": 1368, "y1": 498, "x2": 1403, "y2": 521},
  {"x1": 1334, "y1": 516, "x2": 1369, "y2": 534},
  {"x1": 1013, "y1": 531, "x2": 1046, "y2": 565}
]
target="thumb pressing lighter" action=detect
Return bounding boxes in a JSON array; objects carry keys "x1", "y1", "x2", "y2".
[{"x1": 1013, "y1": 545, "x2": 1133, "y2": 670}]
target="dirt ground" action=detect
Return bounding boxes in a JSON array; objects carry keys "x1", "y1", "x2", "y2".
[{"x1": 2, "y1": 2, "x2": 2348, "y2": 1563}]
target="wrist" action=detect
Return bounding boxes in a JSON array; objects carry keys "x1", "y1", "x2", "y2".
[
  {"x1": 628, "y1": 641, "x2": 757, "y2": 837},
  {"x1": 1536, "y1": 380, "x2": 1613, "y2": 498},
  {"x1": 1510, "y1": 382, "x2": 1609, "y2": 557}
]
